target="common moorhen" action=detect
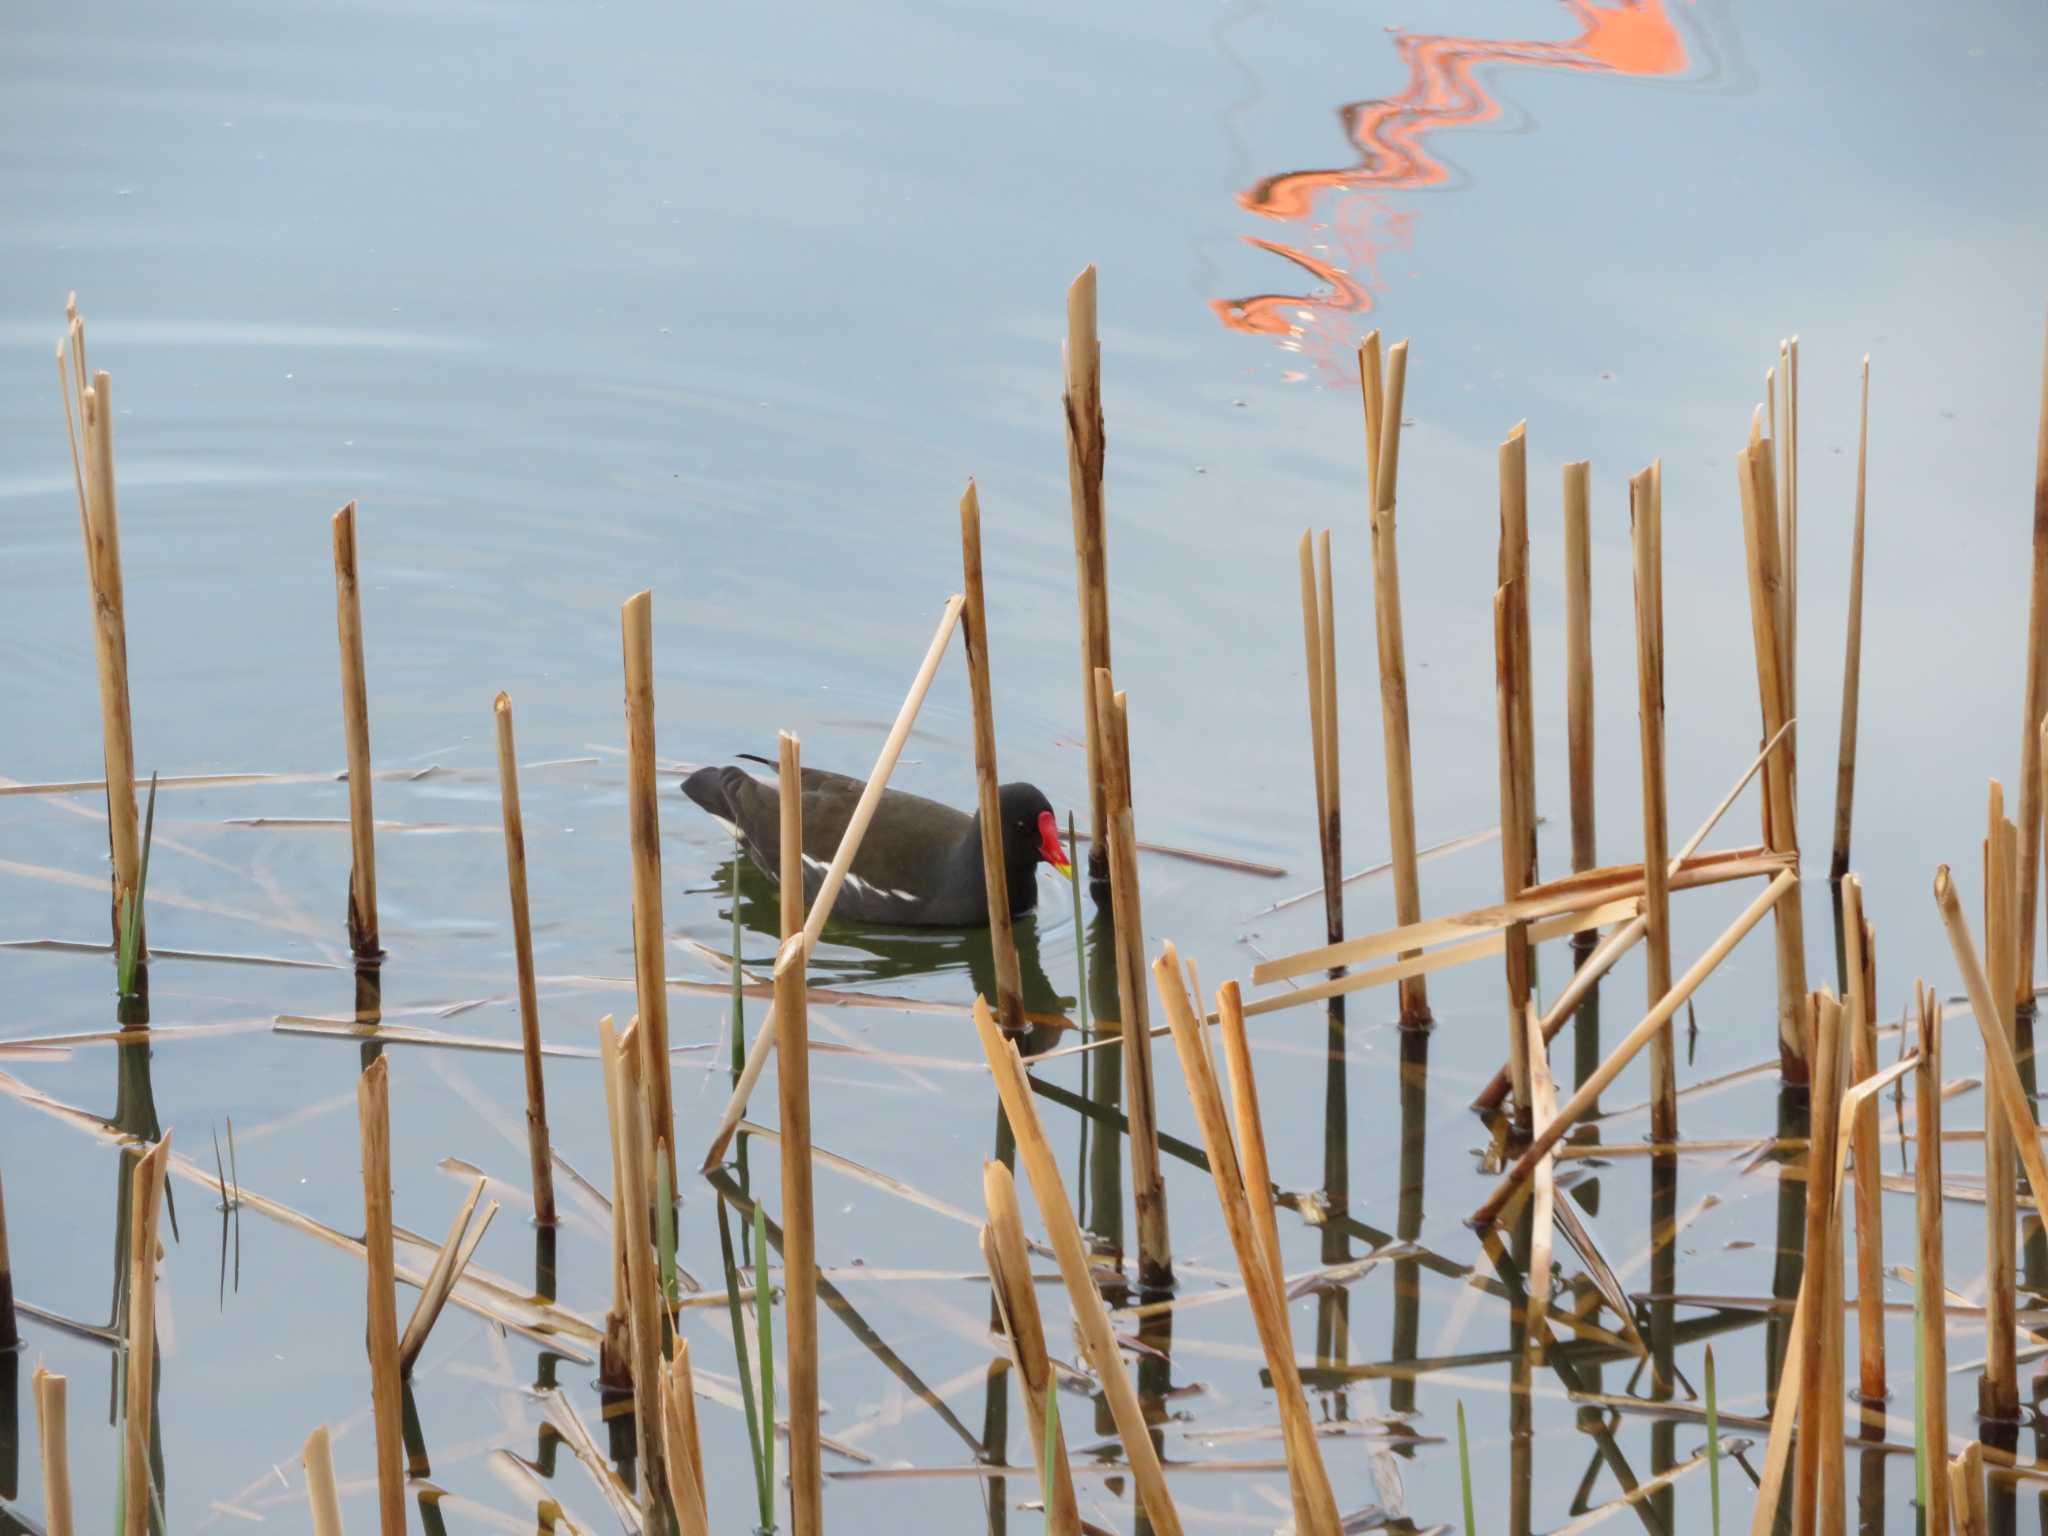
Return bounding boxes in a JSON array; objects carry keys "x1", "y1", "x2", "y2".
[{"x1": 682, "y1": 758, "x2": 1072, "y2": 928}]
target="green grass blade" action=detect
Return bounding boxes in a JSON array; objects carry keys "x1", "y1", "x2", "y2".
[
  {"x1": 716, "y1": 1199, "x2": 768, "y2": 1525},
  {"x1": 1043, "y1": 1376, "x2": 1061, "y2": 1510},
  {"x1": 754, "y1": 1202, "x2": 776, "y2": 1522},
  {"x1": 1457, "y1": 1399, "x2": 1475, "y2": 1536},
  {"x1": 1705, "y1": 1344, "x2": 1721, "y2": 1536},
  {"x1": 655, "y1": 1159, "x2": 678, "y2": 1307},
  {"x1": 117, "y1": 771, "x2": 160, "y2": 997}
]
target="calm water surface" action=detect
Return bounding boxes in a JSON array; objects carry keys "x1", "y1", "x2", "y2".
[{"x1": 3, "y1": 2, "x2": 2047, "y2": 1531}]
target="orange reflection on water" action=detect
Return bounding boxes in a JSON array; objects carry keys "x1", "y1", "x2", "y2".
[{"x1": 1214, "y1": 1, "x2": 1691, "y2": 380}]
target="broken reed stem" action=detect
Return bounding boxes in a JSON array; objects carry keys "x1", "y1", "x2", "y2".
[
  {"x1": 661, "y1": 1337, "x2": 712, "y2": 1536},
  {"x1": 1737, "y1": 441, "x2": 1809, "y2": 1076},
  {"x1": 397, "y1": 1180, "x2": 497, "y2": 1377},
  {"x1": 960, "y1": 481, "x2": 1027, "y2": 1033},
  {"x1": 1472, "y1": 869, "x2": 1796, "y2": 1227},
  {"x1": 1154, "y1": 951, "x2": 1341, "y2": 1534},
  {"x1": 302, "y1": 1426, "x2": 346, "y2": 1536},
  {"x1": 357, "y1": 1059, "x2": 405, "y2": 1536},
  {"x1": 1792, "y1": 996, "x2": 1842, "y2": 1533},
  {"x1": 621, "y1": 590, "x2": 677, "y2": 1198},
  {"x1": 1499, "y1": 424, "x2": 1537, "y2": 895},
  {"x1": 1830, "y1": 359, "x2": 1871, "y2": 880},
  {"x1": 1841, "y1": 877, "x2": 1885, "y2": 1403},
  {"x1": 120, "y1": 1136, "x2": 169, "y2": 1536},
  {"x1": 1494, "y1": 584, "x2": 1534, "y2": 1125},
  {"x1": 1360, "y1": 333, "x2": 1384, "y2": 512},
  {"x1": 1563, "y1": 460, "x2": 1596, "y2": 874},
  {"x1": 1782, "y1": 339, "x2": 1800, "y2": 745},
  {"x1": 774, "y1": 928, "x2": 822, "y2": 1535},
  {"x1": 611, "y1": 1020, "x2": 669, "y2": 1527},
  {"x1": 702, "y1": 596, "x2": 965, "y2": 1171},
  {"x1": 1524, "y1": 1002, "x2": 1557, "y2": 1359},
  {"x1": 1217, "y1": 982, "x2": 1283, "y2": 1296},
  {"x1": 34, "y1": 1368, "x2": 73, "y2": 1536},
  {"x1": 1317, "y1": 529, "x2": 1341, "y2": 944},
  {"x1": 598, "y1": 1016, "x2": 632, "y2": 1385},
  {"x1": 970, "y1": 997, "x2": 1186, "y2": 1536},
  {"x1": 493, "y1": 692, "x2": 557, "y2": 1228},
  {"x1": 1915, "y1": 984, "x2": 1951, "y2": 1536},
  {"x1": 1950, "y1": 1442, "x2": 1988, "y2": 1536},
  {"x1": 1094, "y1": 670, "x2": 1172, "y2": 1288},
  {"x1": 1298, "y1": 532, "x2": 1331, "y2": 922},
  {"x1": 980, "y1": 1162, "x2": 1081, "y2": 1536},
  {"x1": 332, "y1": 502, "x2": 380, "y2": 959},
  {"x1": 1367, "y1": 339, "x2": 1431, "y2": 1027},
  {"x1": 1065, "y1": 264, "x2": 1113, "y2": 880},
  {"x1": 1631, "y1": 464, "x2": 1677, "y2": 1143}
]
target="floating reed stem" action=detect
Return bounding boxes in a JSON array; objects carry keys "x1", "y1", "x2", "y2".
[
  {"x1": 1493, "y1": 584, "x2": 1535, "y2": 1124},
  {"x1": 961, "y1": 482, "x2": 1026, "y2": 1033},
  {"x1": 303, "y1": 1425, "x2": 346, "y2": 1536},
  {"x1": 1841, "y1": 877, "x2": 1885, "y2": 1403},
  {"x1": 773, "y1": 752, "x2": 822, "y2": 1536},
  {"x1": 1365, "y1": 338, "x2": 1431, "y2": 1028},
  {"x1": 1154, "y1": 951, "x2": 1340, "y2": 1534},
  {"x1": 1737, "y1": 442, "x2": 1809, "y2": 1076},
  {"x1": 1914, "y1": 984, "x2": 1950, "y2": 1536},
  {"x1": 332, "y1": 502, "x2": 380, "y2": 959},
  {"x1": 493, "y1": 693, "x2": 557, "y2": 1228},
  {"x1": 660, "y1": 1337, "x2": 711, "y2": 1536},
  {"x1": 1830, "y1": 359, "x2": 1871, "y2": 880},
  {"x1": 32, "y1": 1368, "x2": 72, "y2": 1536},
  {"x1": 121, "y1": 1134, "x2": 169, "y2": 1536},
  {"x1": 610, "y1": 1018, "x2": 669, "y2": 1526},
  {"x1": 1631, "y1": 464, "x2": 1677, "y2": 1142},
  {"x1": 357, "y1": 1058, "x2": 405, "y2": 1536},
  {"x1": 980, "y1": 1161, "x2": 1080, "y2": 1536},
  {"x1": 397, "y1": 1179, "x2": 497, "y2": 1377},
  {"x1": 703, "y1": 596, "x2": 965, "y2": 1170},
  {"x1": 1094, "y1": 669, "x2": 1172, "y2": 1287},
  {"x1": 1563, "y1": 460, "x2": 1595, "y2": 875},
  {"x1": 621, "y1": 590, "x2": 676, "y2": 1197},
  {"x1": 2019, "y1": 312, "x2": 2048, "y2": 1003},
  {"x1": 1065, "y1": 265, "x2": 1113, "y2": 883},
  {"x1": 1472, "y1": 868, "x2": 1795, "y2": 1227},
  {"x1": 969, "y1": 996, "x2": 1185, "y2": 1536}
]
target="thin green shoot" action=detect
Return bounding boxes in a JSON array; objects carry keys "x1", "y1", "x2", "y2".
[
  {"x1": 116, "y1": 771, "x2": 159, "y2": 998},
  {"x1": 1043, "y1": 1376, "x2": 1060, "y2": 1511},
  {"x1": 1705, "y1": 1344, "x2": 1721, "y2": 1536},
  {"x1": 1456, "y1": 1399, "x2": 1475, "y2": 1536},
  {"x1": 716, "y1": 1199, "x2": 769, "y2": 1529},
  {"x1": 754, "y1": 1201, "x2": 776, "y2": 1524},
  {"x1": 655, "y1": 1159, "x2": 679, "y2": 1307}
]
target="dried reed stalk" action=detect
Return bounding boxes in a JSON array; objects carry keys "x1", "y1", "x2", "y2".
[
  {"x1": 1563, "y1": 460, "x2": 1595, "y2": 874},
  {"x1": 2021, "y1": 317, "x2": 2048, "y2": 1003},
  {"x1": 621, "y1": 590, "x2": 676, "y2": 1196},
  {"x1": 961, "y1": 481, "x2": 1026, "y2": 1032},
  {"x1": 1792, "y1": 996, "x2": 1841, "y2": 1534},
  {"x1": 33, "y1": 1368, "x2": 73, "y2": 1536},
  {"x1": 1915, "y1": 985, "x2": 1951, "y2": 1536},
  {"x1": 1360, "y1": 332, "x2": 1384, "y2": 509},
  {"x1": 1737, "y1": 442, "x2": 1809, "y2": 1075},
  {"x1": 1154, "y1": 951, "x2": 1341, "y2": 1533},
  {"x1": 611, "y1": 1020, "x2": 669, "y2": 1526},
  {"x1": 0, "y1": 1168, "x2": 13, "y2": 1349},
  {"x1": 357, "y1": 1059, "x2": 404, "y2": 1536},
  {"x1": 1830, "y1": 359, "x2": 1871, "y2": 880},
  {"x1": 397, "y1": 1183, "x2": 498, "y2": 1377},
  {"x1": 332, "y1": 502, "x2": 380, "y2": 958},
  {"x1": 1494, "y1": 584, "x2": 1535, "y2": 1123},
  {"x1": 1065, "y1": 265, "x2": 1113, "y2": 878},
  {"x1": 775, "y1": 927, "x2": 822, "y2": 1532},
  {"x1": 1298, "y1": 532, "x2": 1345, "y2": 947},
  {"x1": 1949, "y1": 1442, "x2": 1987, "y2": 1536},
  {"x1": 1472, "y1": 869, "x2": 1796, "y2": 1227},
  {"x1": 1366, "y1": 339, "x2": 1431, "y2": 1027},
  {"x1": 1499, "y1": 424, "x2": 1538, "y2": 893},
  {"x1": 1524, "y1": 1001, "x2": 1557, "y2": 1360},
  {"x1": 980, "y1": 1162, "x2": 1080, "y2": 1536},
  {"x1": 1216, "y1": 983, "x2": 1283, "y2": 1295},
  {"x1": 1841, "y1": 877, "x2": 1885, "y2": 1402},
  {"x1": 1095, "y1": 670, "x2": 1172, "y2": 1286},
  {"x1": 1299, "y1": 530, "x2": 1331, "y2": 900},
  {"x1": 969, "y1": 997, "x2": 1185, "y2": 1536},
  {"x1": 302, "y1": 1425, "x2": 346, "y2": 1536},
  {"x1": 1782, "y1": 339, "x2": 1800, "y2": 738},
  {"x1": 493, "y1": 692, "x2": 557, "y2": 1227},
  {"x1": 1631, "y1": 464, "x2": 1676, "y2": 1141},
  {"x1": 703, "y1": 596, "x2": 965, "y2": 1169},
  {"x1": 122, "y1": 1135, "x2": 170, "y2": 1536},
  {"x1": 598, "y1": 1015, "x2": 632, "y2": 1385},
  {"x1": 660, "y1": 1337, "x2": 711, "y2": 1536}
]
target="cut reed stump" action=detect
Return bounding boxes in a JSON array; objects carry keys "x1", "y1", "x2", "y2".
[
  {"x1": 610, "y1": 1019, "x2": 670, "y2": 1527},
  {"x1": 121, "y1": 1135, "x2": 169, "y2": 1536},
  {"x1": 332, "y1": 502, "x2": 381, "y2": 959},
  {"x1": 1492, "y1": 584, "x2": 1535, "y2": 1126},
  {"x1": 1950, "y1": 1442, "x2": 1988, "y2": 1536},
  {"x1": 357, "y1": 1059, "x2": 406, "y2": 1536},
  {"x1": 701, "y1": 596, "x2": 964, "y2": 1171},
  {"x1": 33, "y1": 1367, "x2": 73, "y2": 1536},
  {"x1": 1498, "y1": 424, "x2": 1538, "y2": 896},
  {"x1": 1363, "y1": 337, "x2": 1432, "y2": 1028},
  {"x1": 1064, "y1": 265, "x2": 1114, "y2": 887},
  {"x1": 775, "y1": 731, "x2": 822, "y2": 1536},
  {"x1": 1830, "y1": 359, "x2": 1871, "y2": 880},
  {"x1": 302, "y1": 1425, "x2": 346, "y2": 1536},
  {"x1": 494, "y1": 693, "x2": 557, "y2": 1228},
  {"x1": 1562, "y1": 459, "x2": 1596, "y2": 876},
  {"x1": 1093, "y1": 667, "x2": 1172, "y2": 1288},
  {"x1": 1297, "y1": 530, "x2": 1344, "y2": 948},
  {"x1": 980, "y1": 1161, "x2": 1081, "y2": 1536},
  {"x1": 970, "y1": 997, "x2": 1185, "y2": 1536},
  {"x1": 960, "y1": 481, "x2": 1026, "y2": 1033},
  {"x1": 597, "y1": 1016, "x2": 633, "y2": 1387},
  {"x1": 1630, "y1": 464, "x2": 1677, "y2": 1142},
  {"x1": 621, "y1": 590, "x2": 677, "y2": 1197}
]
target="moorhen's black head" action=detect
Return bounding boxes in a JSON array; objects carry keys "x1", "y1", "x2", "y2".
[{"x1": 988, "y1": 783, "x2": 1071, "y2": 909}]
